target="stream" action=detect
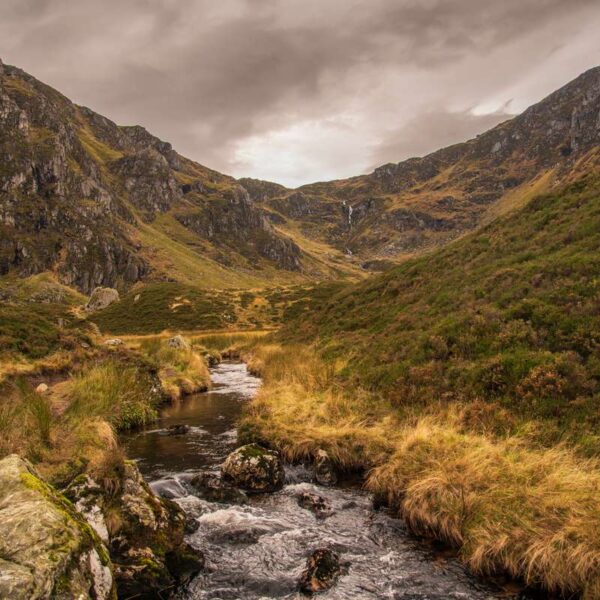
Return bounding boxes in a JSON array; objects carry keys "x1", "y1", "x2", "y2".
[{"x1": 124, "y1": 361, "x2": 535, "y2": 600}]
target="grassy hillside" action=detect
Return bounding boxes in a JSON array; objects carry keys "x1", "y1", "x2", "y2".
[
  {"x1": 280, "y1": 174, "x2": 600, "y2": 450},
  {"x1": 241, "y1": 174, "x2": 600, "y2": 598}
]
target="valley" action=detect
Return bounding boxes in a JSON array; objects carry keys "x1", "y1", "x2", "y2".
[{"x1": 1, "y1": 57, "x2": 600, "y2": 600}]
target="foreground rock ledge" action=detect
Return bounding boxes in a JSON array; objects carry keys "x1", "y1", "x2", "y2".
[
  {"x1": 221, "y1": 443, "x2": 285, "y2": 493},
  {"x1": 0, "y1": 454, "x2": 114, "y2": 600}
]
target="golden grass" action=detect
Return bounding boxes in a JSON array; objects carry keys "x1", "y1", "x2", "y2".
[
  {"x1": 242, "y1": 342, "x2": 600, "y2": 598},
  {"x1": 138, "y1": 337, "x2": 211, "y2": 400}
]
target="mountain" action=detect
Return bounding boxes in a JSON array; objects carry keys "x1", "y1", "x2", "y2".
[
  {"x1": 1, "y1": 59, "x2": 599, "y2": 293},
  {"x1": 247, "y1": 66, "x2": 600, "y2": 266},
  {"x1": 0, "y1": 59, "x2": 357, "y2": 293}
]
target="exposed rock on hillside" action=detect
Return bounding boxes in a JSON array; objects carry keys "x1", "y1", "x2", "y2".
[
  {"x1": 85, "y1": 286, "x2": 119, "y2": 311},
  {"x1": 0, "y1": 61, "x2": 305, "y2": 292},
  {"x1": 0, "y1": 455, "x2": 114, "y2": 600},
  {"x1": 248, "y1": 67, "x2": 600, "y2": 265}
]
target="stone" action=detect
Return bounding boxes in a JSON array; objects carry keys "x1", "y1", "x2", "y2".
[
  {"x1": 297, "y1": 491, "x2": 332, "y2": 519},
  {"x1": 190, "y1": 471, "x2": 248, "y2": 504},
  {"x1": 85, "y1": 287, "x2": 119, "y2": 312},
  {"x1": 104, "y1": 338, "x2": 123, "y2": 346},
  {"x1": 167, "y1": 334, "x2": 190, "y2": 350},
  {"x1": 221, "y1": 444, "x2": 285, "y2": 493},
  {"x1": 298, "y1": 548, "x2": 342, "y2": 595},
  {"x1": 0, "y1": 455, "x2": 114, "y2": 600},
  {"x1": 314, "y1": 449, "x2": 338, "y2": 486},
  {"x1": 35, "y1": 383, "x2": 49, "y2": 395},
  {"x1": 166, "y1": 423, "x2": 190, "y2": 436}
]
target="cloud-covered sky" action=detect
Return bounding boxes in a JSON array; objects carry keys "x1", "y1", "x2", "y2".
[{"x1": 1, "y1": 0, "x2": 599, "y2": 187}]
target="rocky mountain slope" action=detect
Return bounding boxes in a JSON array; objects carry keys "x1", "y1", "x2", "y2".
[
  {"x1": 0, "y1": 59, "x2": 356, "y2": 294},
  {"x1": 1, "y1": 59, "x2": 599, "y2": 293},
  {"x1": 247, "y1": 66, "x2": 600, "y2": 267}
]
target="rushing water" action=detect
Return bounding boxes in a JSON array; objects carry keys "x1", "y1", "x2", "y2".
[{"x1": 124, "y1": 362, "x2": 534, "y2": 600}]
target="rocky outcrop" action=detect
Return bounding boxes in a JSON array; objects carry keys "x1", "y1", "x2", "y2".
[
  {"x1": 0, "y1": 455, "x2": 114, "y2": 600},
  {"x1": 64, "y1": 461, "x2": 204, "y2": 599},
  {"x1": 167, "y1": 334, "x2": 190, "y2": 350},
  {"x1": 298, "y1": 548, "x2": 343, "y2": 595},
  {"x1": 0, "y1": 62, "x2": 306, "y2": 292},
  {"x1": 221, "y1": 443, "x2": 285, "y2": 493},
  {"x1": 85, "y1": 286, "x2": 119, "y2": 311}
]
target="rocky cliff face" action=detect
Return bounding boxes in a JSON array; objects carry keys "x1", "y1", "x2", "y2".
[
  {"x1": 0, "y1": 59, "x2": 302, "y2": 293},
  {"x1": 249, "y1": 66, "x2": 600, "y2": 265}
]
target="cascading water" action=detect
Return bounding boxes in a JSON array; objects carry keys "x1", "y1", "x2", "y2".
[{"x1": 124, "y1": 361, "x2": 537, "y2": 600}]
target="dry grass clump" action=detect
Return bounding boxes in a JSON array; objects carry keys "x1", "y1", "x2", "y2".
[
  {"x1": 139, "y1": 337, "x2": 210, "y2": 400},
  {"x1": 242, "y1": 342, "x2": 600, "y2": 598},
  {"x1": 367, "y1": 419, "x2": 600, "y2": 598},
  {"x1": 67, "y1": 361, "x2": 159, "y2": 430}
]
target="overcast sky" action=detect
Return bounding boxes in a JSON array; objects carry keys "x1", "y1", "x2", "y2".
[{"x1": 1, "y1": 0, "x2": 600, "y2": 187}]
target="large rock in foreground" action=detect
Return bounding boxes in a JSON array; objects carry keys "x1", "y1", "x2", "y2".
[
  {"x1": 0, "y1": 455, "x2": 114, "y2": 600},
  {"x1": 221, "y1": 444, "x2": 285, "y2": 493},
  {"x1": 65, "y1": 461, "x2": 204, "y2": 598},
  {"x1": 85, "y1": 287, "x2": 120, "y2": 312}
]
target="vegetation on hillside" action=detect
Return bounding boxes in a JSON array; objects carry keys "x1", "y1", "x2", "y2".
[{"x1": 241, "y1": 175, "x2": 600, "y2": 598}]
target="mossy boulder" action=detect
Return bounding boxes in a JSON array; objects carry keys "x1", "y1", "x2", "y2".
[
  {"x1": 0, "y1": 455, "x2": 115, "y2": 600},
  {"x1": 221, "y1": 443, "x2": 285, "y2": 493},
  {"x1": 314, "y1": 449, "x2": 338, "y2": 486},
  {"x1": 85, "y1": 287, "x2": 119, "y2": 312}
]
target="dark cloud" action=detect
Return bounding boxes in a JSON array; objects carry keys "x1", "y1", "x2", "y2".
[{"x1": 0, "y1": 0, "x2": 599, "y2": 186}]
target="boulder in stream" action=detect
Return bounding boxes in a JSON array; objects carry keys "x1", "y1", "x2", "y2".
[
  {"x1": 222, "y1": 443, "x2": 285, "y2": 493},
  {"x1": 314, "y1": 449, "x2": 338, "y2": 486},
  {"x1": 190, "y1": 471, "x2": 248, "y2": 504},
  {"x1": 297, "y1": 491, "x2": 332, "y2": 519},
  {"x1": 298, "y1": 548, "x2": 343, "y2": 595},
  {"x1": 167, "y1": 423, "x2": 191, "y2": 436}
]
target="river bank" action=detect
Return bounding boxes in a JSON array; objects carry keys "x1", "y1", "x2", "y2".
[{"x1": 124, "y1": 360, "x2": 540, "y2": 599}]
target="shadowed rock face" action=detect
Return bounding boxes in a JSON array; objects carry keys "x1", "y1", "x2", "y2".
[
  {"x1": 0, "y1": 455, "x2": 114, "y2": 600},
  {"x1": 0, "y1": 62, "x2": 302, "y2": 293}
]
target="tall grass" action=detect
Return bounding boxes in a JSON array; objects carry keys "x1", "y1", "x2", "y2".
[
  {"x1": 68, "y1": 361, "x2": 158, "y2": 430},
  {"x1": 242, "y1": 342, "x2": 600, "y2": 598}
]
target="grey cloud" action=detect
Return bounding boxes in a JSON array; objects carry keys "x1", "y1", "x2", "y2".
[{"x1": 0, "y1": 0, "x2": 599, "y2": 185}]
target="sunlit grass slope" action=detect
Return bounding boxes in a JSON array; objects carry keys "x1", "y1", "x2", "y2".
[{"x1": 242, "y1": 174, "x2": 600, "y2": 598}]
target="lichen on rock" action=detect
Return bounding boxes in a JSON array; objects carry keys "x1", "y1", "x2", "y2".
[
  {"x1": 221, "y1": 443, "x2": 285, "y2": 493},
  {"x1": 0, "y1": 454, "x2": 115, "y2": 600}
]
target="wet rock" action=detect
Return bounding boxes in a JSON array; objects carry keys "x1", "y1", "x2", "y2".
[
  {"x1": 297, "y1": 491, "x2": 332, "y2": 519},
  {"x1": 104, "y1": 338, "x2": 123, "y2": 346},
  {"x1": 0, "y1": 455, "x2": 114, "y2": 600},
  {"x1": 167, "y1": 423, "x2": 191, "y2": 436},
  {"x1": 35, "y1": 382, "x2": 49, "y2": 394},
  {"x1": 85, "y1": 287, "x2": 119, "y2": 312},
  {"x1": 185, "y1": 515, "x2": 200, "y2": 534},
  {"x1": 190, "y1": 471, "x2": 248, "y2": 504},
  {"x1": 222, "y1": 444, "x2": 285, "y2": 493},
  {"x1": 314, "y1": 449, "x2": 338, "y2": 486},
  {"x1": 110, "y1": 461, "x2": 204, "y2": 598},
  {"x1": 298, "y1": 548, "x2": 342, "y2": 595},
  {"x1": 165, "y1": 544, "x2": 205, "y2": 586},
  {"x1": 168, "y1": 334, "x2": 190, "y2": 350}
]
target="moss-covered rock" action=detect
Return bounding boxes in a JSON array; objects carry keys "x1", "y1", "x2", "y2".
[
  {"x1": 66, "y1": 460, "x2": 204, "y2": 599},
  {"x1": 221, "y1": 443, "x2": 285, "y2": 493},
  {"x1": 0, "y1": 454, "x2": 115, "y2": 600}
]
